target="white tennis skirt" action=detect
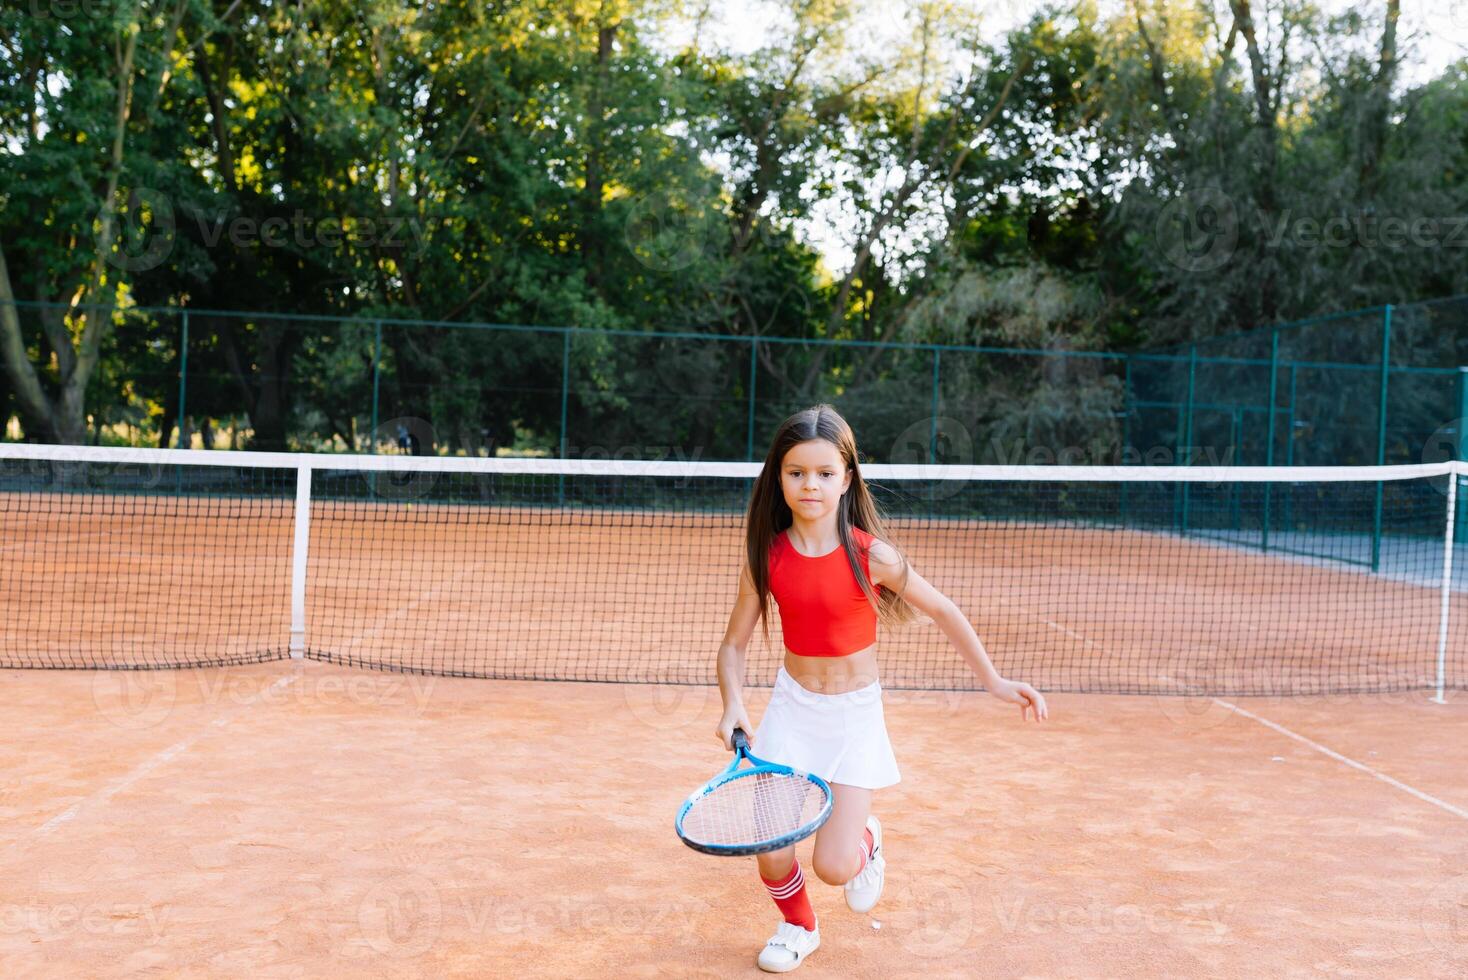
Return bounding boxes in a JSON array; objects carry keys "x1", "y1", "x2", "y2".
[{"x1": 752, "y1": 666, "x2": 901, "y2": 790}]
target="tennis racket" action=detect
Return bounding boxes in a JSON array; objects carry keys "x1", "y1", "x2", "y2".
[{"x1": 676, "y1": 727, "x2": 833, "y2": 856}]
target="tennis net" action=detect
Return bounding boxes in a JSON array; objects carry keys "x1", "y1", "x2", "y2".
[{"x1": 1, "y1": 444, "x2": 1463, "y2": 697}]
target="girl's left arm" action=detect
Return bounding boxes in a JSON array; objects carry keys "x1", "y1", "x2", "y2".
[{"x1": 868, "y1": 541, "x2": 1048, "y2": 722}]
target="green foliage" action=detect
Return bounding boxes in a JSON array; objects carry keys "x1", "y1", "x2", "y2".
[{"x1": 1, "y1": 0, "x2": 1463, "y2": 458}]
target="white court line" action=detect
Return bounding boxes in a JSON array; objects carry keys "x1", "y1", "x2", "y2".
[
  {"x1": 27, "y1": 670, "x2": 302, "y2": 840},
  {"x1": 0, "y1": 528, "x2": 113, "y2": 554},
  {"x1": 1004, "y1": 595, "x2": 1468, "y2": 826},
  {"x1": 996, "y1": 594, "x2": 1113, "y2": 654},
  {"x1": 320, "y1": 560, "x2": 486, "y2": 658},
  {"x1": 1213, "y1": 698, "x2": 1468, "y2": 822}
]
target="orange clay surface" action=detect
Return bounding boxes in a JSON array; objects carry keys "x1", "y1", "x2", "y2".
[
  {"x1": 5, "y1": 495, "x2": 1464, "y2": 694},
  {"x1": 2, "y1": 661, "x2": 1466, "y2": 978}
]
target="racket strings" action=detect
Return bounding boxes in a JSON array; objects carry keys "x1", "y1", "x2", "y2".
[{"x1": 682, "y1": 771, "x2": 824, "y2": 847}]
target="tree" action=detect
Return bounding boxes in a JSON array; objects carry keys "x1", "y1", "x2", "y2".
[{"x1": 0, "y1": 0, "x2": 195, "y2": 443}]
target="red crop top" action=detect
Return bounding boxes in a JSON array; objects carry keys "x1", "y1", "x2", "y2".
[{"x1": 768, "y1": 526, "x2": 880, "y2": 657}]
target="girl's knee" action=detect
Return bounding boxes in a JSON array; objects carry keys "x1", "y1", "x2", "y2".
[
  {"x1": 756, "y1": 846, "x2": 797, "y2": 879},
  {"x1": 811, "y1": 854, "x2": 855, "y2": 886}
]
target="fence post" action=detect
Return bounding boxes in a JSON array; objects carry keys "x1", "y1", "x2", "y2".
[
  {"x1": 929, "y1": 349, "x2": 940, "y2": 465},
  {"x1": 176, "y1": 309, "x2": 190, "y2": 449},
  {"x1": 370, "y1": 320, "x2": 382, "y2": 454},
  {"x1": 1371, "y1": 305, "x2": 1392, "y2": 572},
  {"x1": 1179, "y1": 345, "x2": 1197, "y2": 533},
  {"x1": 1262, "y1": 329, "x2": 1279, "y2": 553},
  {"x1": 1458, "y1": 366, "x2": 1468, "y2": 544},
  {"x1": 560, "y1": 330, "x2": 571, "y2": 459},
  {"x1": 559, "y1": 330, "x2": 571, "y2": 505},
  {"x1": 747, "y1": 339, "x2": 758, "y2": 461},
  {"x1": 1120, "y1": 355, "x2": 1132, "y2": 523}
]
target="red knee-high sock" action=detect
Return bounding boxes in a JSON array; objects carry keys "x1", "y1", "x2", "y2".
[
  {"x1": 855, "y1": 826, "x2": 876, "y2": 874},
  {"x1": 761, "y1": 860, "x2": 816, "y2": 931}
]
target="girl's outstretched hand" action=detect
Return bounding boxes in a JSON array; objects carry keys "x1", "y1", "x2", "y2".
[{"x1": 989, "y1": 678, "x2": 1048, "y2": 722}]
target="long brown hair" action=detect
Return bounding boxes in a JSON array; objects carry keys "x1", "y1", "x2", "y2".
[{"x1": 745, "y1": 404, "x2": 917, "y2": 643}]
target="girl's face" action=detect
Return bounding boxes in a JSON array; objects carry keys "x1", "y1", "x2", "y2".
[{"x1": 780, "y1": 439, "x2": 851, "y2": 522}]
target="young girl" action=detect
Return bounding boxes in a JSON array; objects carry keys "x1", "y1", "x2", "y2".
[{"x1": 715, "y1": 404, "x2": 1048, "y2": 973}]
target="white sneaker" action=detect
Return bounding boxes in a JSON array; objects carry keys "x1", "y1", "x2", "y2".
[
  {"x1": 757, "y1": 920, "x2": 820, "y2": 973},
  {"x1": 844, "y1": 815, "x2": 885, "y2": 913}
]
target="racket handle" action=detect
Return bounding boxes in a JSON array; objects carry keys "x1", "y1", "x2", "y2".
[{"x1": 731, "y1": 727, "x2": 749, "y2": 752}]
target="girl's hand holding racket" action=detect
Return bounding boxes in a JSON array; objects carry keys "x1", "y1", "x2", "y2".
[
  {"x1": 990, "y1": 678, "x2": 1048, "y2": 722},
  {"x1": 716, "y1": 706, "x2": 754, "y2": 751}
]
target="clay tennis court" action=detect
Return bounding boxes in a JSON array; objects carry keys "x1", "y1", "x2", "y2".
[
  {"x1": 3, "y1": 663, "x2": 1466, "y2": 977},
  {"x1": 3, "y1": 468, "x2": 1467, "y2": 977}
]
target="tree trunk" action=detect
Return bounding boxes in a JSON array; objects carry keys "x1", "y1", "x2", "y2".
[
  {"x1": 1358, "y1": 0, "x2": 1400, "y2": 195},
  {"x1": 218, "y1": 321, "x2": 298, "y2": 452},
  {"x1": 1229, "y1": 0, "x2": 1281, "y2": 320},
  {"x1": 581, "y1": 22, "x2": 617, "y2": 292},
  {"x1": 0, "y1": 15, "x2": 143, "y2": 444}
]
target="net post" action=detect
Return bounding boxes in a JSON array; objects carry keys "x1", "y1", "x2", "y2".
[
  {"x1": 1262, "y1": 328, "x2": 1279, "y2": 553},
  {"x1": 746, "y1": 338, "x2": 758, "y2": 461},
  {"x1": 1434, "y1": 467, "x2": 1458, "y2": 704},
  {"x1": 1371, "y1": 305, "x2": 1392, "y2": 572},
  {"x1": 176, "y1": 310, "x2": 190, "y2": 449},
  {"x1": 289, "y1": 464, "x2": 313, "y2": 659}
]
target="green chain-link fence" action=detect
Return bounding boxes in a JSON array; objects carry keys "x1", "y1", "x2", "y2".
[{"x1": 2, "y1": 297, "x2": 1465, "y2": 483}]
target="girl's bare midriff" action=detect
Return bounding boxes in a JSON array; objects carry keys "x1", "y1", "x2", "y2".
[{"x1": 782, "y1": 643, "x2": 880, "y2": 695}]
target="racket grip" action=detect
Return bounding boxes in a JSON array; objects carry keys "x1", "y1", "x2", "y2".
[{"x1": 731, "y1": 727, "x2": 749, "y2": 752}]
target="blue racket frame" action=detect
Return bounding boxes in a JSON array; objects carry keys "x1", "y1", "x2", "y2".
[{"x1": 675, "y1": 727, "x2": 834, "y2": 856}]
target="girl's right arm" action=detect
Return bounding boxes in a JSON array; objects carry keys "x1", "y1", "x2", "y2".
[{"x1": 714, "y1": 561, "x2": 762, "y2": 750}]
